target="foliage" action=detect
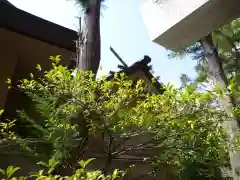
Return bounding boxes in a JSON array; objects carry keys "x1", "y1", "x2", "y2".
[
  {"x1": 212, "y1": 18, "x2": 240, "y2": 86},
  {"x1": 0, "y1": 56, "x2": 231, "y2": 179},
  {"x1": 70, "y1": 0, "x2": 105, "y2": 9},
  {"x1": 0, "y1": 158, "x2": 124, "y2": 180},
  {"x1": 169, "y1": 18, "x2": 240, "y2": 90},
  {"x1": 168, "y1": 18, "x2": 240, "y2": 179}
]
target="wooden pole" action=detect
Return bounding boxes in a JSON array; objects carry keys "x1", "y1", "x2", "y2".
[{"x1": 110, "y1": 46, "x2": 128, "y2": 67}]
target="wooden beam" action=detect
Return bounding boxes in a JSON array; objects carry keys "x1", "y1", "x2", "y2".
[{"x1": 110, "y1": 46, "x2": 128, "y2": 67}]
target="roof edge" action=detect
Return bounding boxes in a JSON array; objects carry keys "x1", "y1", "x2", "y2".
[{"x1": 0, "y1": 2, "x2": 77, "y2": 52}]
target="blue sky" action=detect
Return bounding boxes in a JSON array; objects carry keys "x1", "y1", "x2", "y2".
[{"x1": 9, "y1": 0, "x2": 196, "y2": 86}]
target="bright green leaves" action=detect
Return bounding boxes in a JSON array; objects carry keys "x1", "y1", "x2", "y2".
[
  {"x1": 1, "y1": 59, "x2": 229, "y2": 179},
  {"x1": 3, "y1": 158, "x2": 123, "y2": 180},
  {"x1": 37, "y1": 159, "x2": 59, "y2": 169},
  {"x1": 30, "y1": 73, "x2": 34, "y2": 79},
  {"x1": 36, "y1": 64, "x2": 42, "y2": 72},
  {"x1": 7, "y1": 166, "x2": 20, "y2": 179},
  {"x1": 37, "y1": 159, "x2": 60, "y2": 175},
  {"x1": 0, "y1": 119, "x2": 17, "y2": 140},
  {"x1": 0, "y1": 109, "x2": 3, "y2": 116},
  {"x1": 72, "y1": 160, "x2": 124, "y2": 180},
  {"x1": 0, "y1": 166, "x2": 20, "y2": 179},
  {"x1": 199, "y1": 92, "x2": 212, "y2": 103},
  {"x1": 0, "y1": 119, "x2": 16, "y2": 130},
  {"x1": 50, "y1": 55, "x2": 61, "y2": 64},
  {"x1": 6, "y1": 78, "x2": 11, "y2": 85},
  {"x1": 6, "y1": 78, "x2": 11, "y2": 89},
  {"x1": 79, "y1": 158, "x2": 95, "y2": 168}
]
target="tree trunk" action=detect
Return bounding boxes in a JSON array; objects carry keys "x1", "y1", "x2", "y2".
[
  {"x1": 70, "y1": 0, "x2": 101, "y2": 168},
  {"x1": 64, "y1": 0, "x2": 101, "y2": 171},
  {"x1": 201, "y1": 34, "x2": 240, "y2": 180},
  {"x1": 54, "y1": 0, "x2": 101, "y2": 175},
  {"x1": 76, "y1": 0, "x2": 101, "y2": 75},
  {"x1": 200, "y1": 34, "x2": 228, "y2": 87},
  {"x1": 73, "y1": 0, "x2": 101, "y2": 166}
]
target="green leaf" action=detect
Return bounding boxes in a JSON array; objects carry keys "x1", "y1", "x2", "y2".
[
  {"x1": 36, "y1": 64, "x2": 42, "y2": 71},
  {"x1": 0, "y1": 109, "x2": 3, "y2": 116},
  {"x1": 221, "y1": 27, "x2": 233, "y2": 38},
  {"x1": 151, "y1": 77, "x2": 156, "y2": 83},
  {"x1": 97, "y1": 174, "x2": 105, "y2": 180},
  {"x1": 19, "y1": 176, "x2": 27, "y2": 180},
  {"x1": 0, "y1": 168, "x2": 5, "y2": 175},
  {"x1": 6, "y1": 78, "x2": 11, "y2": 85},
  {"x1": 30, "y1": 169, "x2": 44, "y2": 177},
  {"x1": 30, "y1": 73, "x2": 34, "y2": 79},
  {"x1": 112, "y1": 169, "x2": 120, "y2": 179},
  {"x1": 48, "y1": 159, "x2": 59, "y2": 169},
  {"x1": 6, "y1": 166, "x2": 20, "y2": 178},
  {"x1": 49, "y1": 55, "x2": 61, "y2": 64},
  {"x1": 55, "y1": 55, "x2": 61, "y2": 64},
  {"x1": 79, "y1": 160, "x2": 85, "y2": 168},
  {"x1": 37, "y1": 161, "x2": 49, "y2": 168},
  {"x1": 83, "y1": 158, "x2": 95, "y2": 168}
]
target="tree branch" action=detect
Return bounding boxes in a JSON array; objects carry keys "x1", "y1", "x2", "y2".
[
  {"x1": 112, "y1": 137, "x2": 166, "y2": 156},
  {"x1": 103, "y1": 130, "x2": 113, "y2": 174}
]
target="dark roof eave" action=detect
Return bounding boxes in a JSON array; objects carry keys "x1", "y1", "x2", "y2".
[
  {"x1": 0, "y1": 1, "x2": 77, "y2": 52},
  {"x1": 0, "y1": 0, "x2": 15, "y2": 6}
]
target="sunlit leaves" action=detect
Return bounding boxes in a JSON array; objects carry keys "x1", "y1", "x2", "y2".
[
  {"x1": 1, "y1": 158, "x2": 123, "y2": 180},
  {"x1": 1, "y1": 59, "x2": 230, "y2": 179}
]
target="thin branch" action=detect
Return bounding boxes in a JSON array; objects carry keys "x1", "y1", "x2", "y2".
[
  {"x1": 112, "y1": 138, "x2": 166, "y2": 156},
  {"x1": 85, "y1": 153, "x2": 152, "y2": 164},
  {"x1": 113, "y1": 131, "x2": 146, "y2": 151},
  {"x1": 103, "y1": 130, "x2": 113, "y2": 174}
]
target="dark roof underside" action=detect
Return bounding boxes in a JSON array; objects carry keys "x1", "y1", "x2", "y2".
[
  {"x1": 0, "y1": 1, "x2": 77, "y2": 51},
  {"x1": 0, "y1": 0, "x2": 15, "y2": 6}
]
